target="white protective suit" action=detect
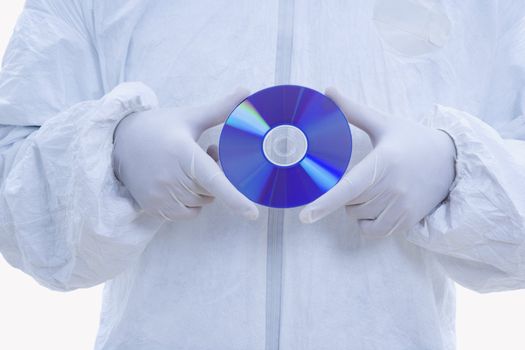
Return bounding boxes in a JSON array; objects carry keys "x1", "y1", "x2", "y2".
[{"x1": 1, "y1": 0, "x2": 525, "y2": 349}]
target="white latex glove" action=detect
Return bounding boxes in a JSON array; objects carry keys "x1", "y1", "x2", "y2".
[
  {"x1": 299, "y1": 88, "x2": 456, "y2": 237},
  {"x1": 113, "y1": 89, "x2": 259, "y2": 221}
]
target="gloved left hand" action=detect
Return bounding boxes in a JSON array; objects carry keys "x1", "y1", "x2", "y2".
[
  {"x1": 299, "y1": 88, "x2": 457, "y2": 237},
  {"x1": 112, "y1": 88, "x2": 259, "y2": 221}
]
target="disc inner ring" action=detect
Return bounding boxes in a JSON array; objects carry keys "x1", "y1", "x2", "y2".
[{"x1": 262, "y1": 125, "x2": 308, "y2": 167}]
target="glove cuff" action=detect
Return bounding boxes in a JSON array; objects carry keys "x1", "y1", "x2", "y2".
[
  {"x1": 102, "y1": 82, "x2": 159, "y2": 118},
  {"x1": 102, "y1": 82, "x2": 160, "y2": 142}
]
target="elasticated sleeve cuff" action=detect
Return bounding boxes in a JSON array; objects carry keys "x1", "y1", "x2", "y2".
[{"x1": 406, "y1": 105, "x2": 525, "y2": 291}]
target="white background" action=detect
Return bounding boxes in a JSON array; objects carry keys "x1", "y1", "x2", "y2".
[{"x1": 0, "y1": 1, "x2": 524, "y2": 349}]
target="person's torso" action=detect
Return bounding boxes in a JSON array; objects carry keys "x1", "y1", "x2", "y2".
[{"x1": 92, "y1": 1, "x2": 501, "y2": 349}]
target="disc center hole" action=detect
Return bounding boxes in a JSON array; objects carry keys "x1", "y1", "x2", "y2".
[
  {"x1": 262, "y1": 125, "x2": 308, "y2": 167},
  {"x1": 273, "y1": 136, "x2": 297, "y2": 157}
]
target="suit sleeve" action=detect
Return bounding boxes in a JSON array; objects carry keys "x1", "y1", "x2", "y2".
[
  {"x1": 407, "y1": 105, "x2": 525, "y2": 293},
  {"x1": 406, "y1": 6, "x2": 525, "y2": 292},
  {"x1": 0, "y1": 0, "x2": 164, "y2": 291}
]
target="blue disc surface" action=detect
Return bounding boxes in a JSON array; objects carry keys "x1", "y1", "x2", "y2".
[{"x1": 219, "y1": 85, "x2": 352, "y2": 208}]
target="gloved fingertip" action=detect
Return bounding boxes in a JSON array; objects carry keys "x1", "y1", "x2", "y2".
[
  {"x1": 231, "y1": 87, "x2": 251, "y2": 103},
  {"x1": 344, "y1": 206, "x2": 355, "y2": 218},
  {"x1": 242, "y1": 205, "x2": 259, "y2": 221},
  {"x1": 324, "y1": 87, "x2": 339, "y2": 99},
  {"x1": 234, "y1": 86, "x2": 250, "y2": 96},
  {"x1": 358, "y1": 222, "x2": 390, "y2": 239},
  {"x1": 299, "y1": 209, "x2": 316, "y2": 224},
  {"x1": 362, "y1": 232, "x2": 387, "y2": 240}
]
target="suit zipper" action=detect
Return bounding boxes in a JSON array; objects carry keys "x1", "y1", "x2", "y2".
[{"x1": 265, "y1": 0, "x2": 294, "y2": 349}]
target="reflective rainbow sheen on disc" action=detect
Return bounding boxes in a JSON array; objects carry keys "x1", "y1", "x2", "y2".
[{"x1": 219, "y1": 85, "x2": 352, "y2": 208}]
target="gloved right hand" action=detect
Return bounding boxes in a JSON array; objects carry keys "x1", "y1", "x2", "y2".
[
  {"x1": 112, "y1": 89, "x2": 259, "y2": 221},
  {"x1": 299, "y1": 88, "x2": 456, "y2": 237}
]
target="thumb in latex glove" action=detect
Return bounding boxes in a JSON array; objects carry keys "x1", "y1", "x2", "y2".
[
  {"x1": 299, "y1": 88, "x2": 456, "y2": 237},
  {"x1": 113, "y1": 89, "x2": 259, "y2": 221}
]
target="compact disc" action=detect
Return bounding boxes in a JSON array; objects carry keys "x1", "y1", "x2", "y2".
[{"x1": 219, "y1": 85, "x2": 352, "y2": 208}]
